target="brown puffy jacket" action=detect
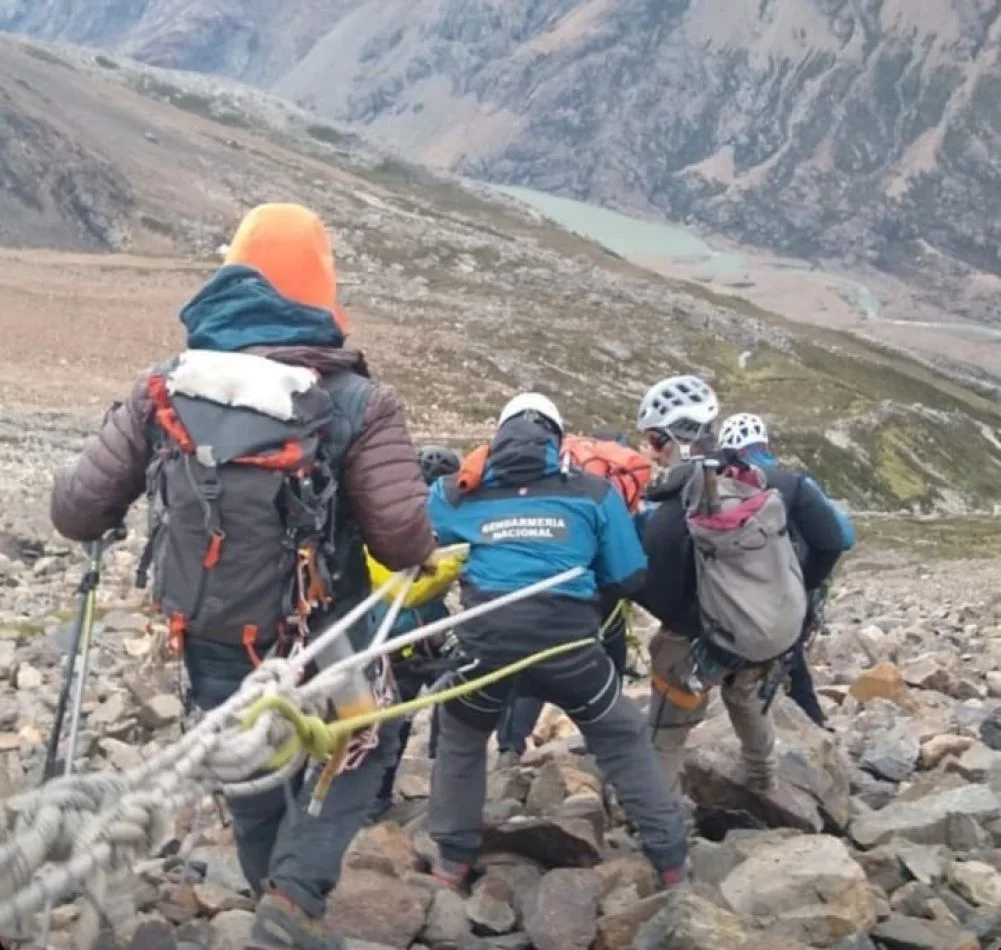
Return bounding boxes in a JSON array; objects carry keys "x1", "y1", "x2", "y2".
[{"x1": 50, "y1": 345, "x2": 436, "y2": 571}]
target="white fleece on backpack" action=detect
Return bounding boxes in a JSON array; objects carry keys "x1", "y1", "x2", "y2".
[{"x1": 167, "y1": 349, "x2": 316, "y2": 421}]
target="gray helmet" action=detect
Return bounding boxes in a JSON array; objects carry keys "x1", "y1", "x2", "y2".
[{"x1": 417, "y1": 445, "x2": 460, "y2": 484}]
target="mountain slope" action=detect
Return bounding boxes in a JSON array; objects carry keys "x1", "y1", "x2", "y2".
[
  {"x1": 3, "y1": 0, "x2": 1001, "y2": 329},
  {"x1": 2, "y1": 34, "x2": 1001, "y2": 515}
]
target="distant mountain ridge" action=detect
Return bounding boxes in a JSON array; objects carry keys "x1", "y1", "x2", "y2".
[{"x1": 3, "y1": 1, "x2": 1000, "y2": 329}]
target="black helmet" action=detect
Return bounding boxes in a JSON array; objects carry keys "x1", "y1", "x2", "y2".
[{"x1": 418, "y1": 445, "x2": 460, "y2": 484}]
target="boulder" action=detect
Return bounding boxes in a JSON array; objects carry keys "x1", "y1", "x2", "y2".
[
  {"x1": 633, "y1": 888, "x2": 812, "y2": 950},
  {"x1": 524, "y1": 869, "x2": 600, "y2": 950},
  {"x1": 859, "y1": 724, "x2": 920, "y2": 782},
  {"x1": 525, "y1": 761, "x2": 567, "y2": 816},
  {"x1": 467, "y1": 875, "x2": 517, "y2": 936},
  {"x1": 850, "y1": 785, "x2": 1001, "y2": 850},
  {"x1": 140, "y1": 694, "x2": 184, "y2": 729},
  {"x1": 979, "y1": 709, "x2": 1001, "y2": 751},
  {"x1": 919, "y1": 734, "x2": 973, "y2": 770},
  {"x1": 594, "y1": 892, "x2": 671, "y2": 950},
  {"x1": 475, "y1": 856, "x2": 542, "y2": 925},
  {"x1": 871, "y1": 914, "x2": 979, "y2": 950},
  {"x1": 684, "y1": 698, "x2": 851, "y2": 833},
  {"x1": 900, "y1": 655, "x2": 953, "y2": 693},
  {"x1": 325, "y1": 868, "x2": 431, "y2": 947},
  {"x1": 481, "y1": 817, "x2": 601, "y2": 868},
  {"x1": 421, "y1": 888, "x2": 472, "y2": 947},
  {"x1": 719, "y1": 834, "x2": 877, "y2": 946},
  {"x1": 208, "y1": 910, "x2": 255, "y2": 950},
  {"x1": 948, "y1": 860, "x2": 1001, "y2": 908},
  {"x1": 947, "y1": 743, "x2": 1001, "y2": 783},
  {"x1": 345, "y1": 822, "x2": 418, "y2": 878},
  {"x1": 594, "y1": 856, "x2": 658, "y2": 916},
  {"x1": 850, "y1": 664, "x2": 916, "y2": 709}
]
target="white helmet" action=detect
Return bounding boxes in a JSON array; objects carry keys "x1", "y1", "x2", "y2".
[
  {"x1": 636, "y1": 375, "x2": 719, "y2": 438},
  {"x1": 718, "y1": 412, "x2": 769, "y2": 451},
  {"x1": 498, "y1": 392, "x2": 564, "y2": 434}
]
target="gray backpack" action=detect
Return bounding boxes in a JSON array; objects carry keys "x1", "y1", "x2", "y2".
[
  {"x1": 137, "y1": 350, "x2": 353, "y2": 661},
  {"x1": 683, "y1": 459, "x2": 807, "y2": 665}
]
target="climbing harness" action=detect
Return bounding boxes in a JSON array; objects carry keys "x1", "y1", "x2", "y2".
[{"x1": 0, "y1": 561, "x2": 586, "y2": 950}]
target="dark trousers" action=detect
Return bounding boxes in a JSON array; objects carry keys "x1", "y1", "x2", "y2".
[
  {"x1": 787, "y1": 642, "x2": 826, "y2": 726},
  {"x1": 429, "y1": 643, "x2": 687, "y2": 874},
  {"x1": 496, "y1": 617, "x2": 628, "y2": 755},
  {"x1": 375, "y1": 667, "x2": 442, "y2": 803},
  {"x1": 184, "y1": 640, "x2": 398, "y2": 918}
]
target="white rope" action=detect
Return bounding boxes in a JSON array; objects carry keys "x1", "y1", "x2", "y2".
[{"x1": 0, "y1": 563, "x2": 582, "y2": 946}]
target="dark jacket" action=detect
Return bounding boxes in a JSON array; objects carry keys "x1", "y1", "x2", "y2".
[
  {"x1": 50, "y1": 268, "x2": 435, "y2": 573},
  {"x1": 636, "y1": 456, "x2": 844, "y2": 637},
  {"x1": 428, "y1": 417, "x2": 647, "y2": 661}
]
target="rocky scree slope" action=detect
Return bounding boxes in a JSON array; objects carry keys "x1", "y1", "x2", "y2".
[
  {"x1": 3, "y1": 35, "x2": 1001, "y2": 513},
  {"x1": 4, "y1": 0, "x2": 1001, "y2": 328},
  {"x1": 7, "y1": 527, "x2": 1001, "y2": 949}
]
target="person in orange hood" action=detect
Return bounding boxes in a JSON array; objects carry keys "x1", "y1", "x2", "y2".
[{"x1": 51, "y1": 203, "x2": 436, "y2": 950}]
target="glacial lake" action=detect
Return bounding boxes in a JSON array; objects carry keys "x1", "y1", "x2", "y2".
[{"x1": 493, "y1": 184, "x2": 884, "y2": 320}]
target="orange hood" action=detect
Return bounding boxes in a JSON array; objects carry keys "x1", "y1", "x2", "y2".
[{"x1": 225, "y1": 203, "x2": 349, "y2": 332}]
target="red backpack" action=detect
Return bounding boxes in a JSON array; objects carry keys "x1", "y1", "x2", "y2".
[{"x1": 562, "y1": 435, "x2": 652, "y2": 513}]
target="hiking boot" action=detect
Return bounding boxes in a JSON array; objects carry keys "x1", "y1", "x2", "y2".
[
  {"x1": 496, "y1": 749, "x2": 521, "y2": 769},
  {"x1": 431, "y1": 855, "x2": 472, "y2": 891},
  {"x1": 365, "y1": 795, "x2": 393, "y2": 825},
  {"x1": 661, "y1": 865, "x2": 691, "y2": 890},
  {"x1": 246, "y1": 892, "x2": 343, "y2": 950}
]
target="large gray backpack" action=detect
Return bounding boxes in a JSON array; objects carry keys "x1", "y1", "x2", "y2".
[
  {"x1": 137, "y1": 349, "x2": 358, "y2": 662},
  {"x1": 683, "y1": 459, "x2": 807, "y2": 665}
]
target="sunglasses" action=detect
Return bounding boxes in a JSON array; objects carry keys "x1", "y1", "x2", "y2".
[{"x1": 645, "y1": 421, "x2": 707, "y2": 451}]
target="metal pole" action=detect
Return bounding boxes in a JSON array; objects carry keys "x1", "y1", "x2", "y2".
[{"x1": 39, "y1": 525, "x2": 124, "y2": 948}]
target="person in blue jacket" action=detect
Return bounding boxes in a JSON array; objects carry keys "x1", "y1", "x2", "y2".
[
  {"x1": 495, "y1": 424, "x2": 637, "y2": 765},
  {"x1": 717, "y1": 412, "x2": 854, "y2": 726},
  {"x1": 424, "y1": 393, "x2": 689, "y2": 890}
]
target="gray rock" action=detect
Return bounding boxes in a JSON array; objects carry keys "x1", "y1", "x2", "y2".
[
  {"x1": 140, "y1": 693, "x2": 184, "y2": 729},
  {"x1": 208, "y1": 910, "x2": 255, "y2": 950},
  {"x1": 850, "y1": 785, "x2": 1001, "y2": 849},
  {"x1": 859, "y1": 724, "x2": 920, "y2": 783},
  {"x1": 481, "y1": 817, "x2": 601, "y2": 868},
  {"x1": 524, "y1": 761, "x2": 566, "y2": 817},
  {"x1": 422, "y1": 888, "x2": 473, "y2": 947},
  {"x1": 476, "y1": 858, "x2": 542, "y2": 925},
  {"x1": 467, "y1": 876, "x2": 517, "y2": 937},
  {"x1": 719, "y1": 834, "x2": 877, "y2": 946},
  {"x1": 871, "y1": 914, "x2": 979, "y2": 949},
  {"x1": 684, "y1": 698, "x2": 852, "y2": 833},
  {"x1": 89, "y1": 692, "x2": 129, "y2": 728},
  {"x1": 979, "y1": 709, "x2": 1001, "y2": 751},
  {"x1": 524, "y1": 869, "x2": 600, "y2": 950}
]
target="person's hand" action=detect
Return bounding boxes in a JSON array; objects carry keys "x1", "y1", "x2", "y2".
[{"x1": 419, "y1": 549, "x2": 444, "y2": 577}]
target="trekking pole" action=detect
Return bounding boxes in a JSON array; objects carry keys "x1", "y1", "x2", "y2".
[
  {"x1": 38, "y1": 524, "x2": 125, "y2": 949},
  {"x1": 43, "y1": 525, "x2": 127, "y2": 780}
]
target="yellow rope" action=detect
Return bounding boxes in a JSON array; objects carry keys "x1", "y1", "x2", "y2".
[{"x1": 241, "y1": 635, "x2": 596, "y2": 774}]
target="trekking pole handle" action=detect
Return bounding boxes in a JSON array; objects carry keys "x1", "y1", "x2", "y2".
[{"x1": 701, "y1": 458, "x2": 722, "y2": 515}]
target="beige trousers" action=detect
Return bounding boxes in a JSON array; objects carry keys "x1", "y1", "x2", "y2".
[{"x1": 648, "y1": 627, "x2": 776, "y2": 795}]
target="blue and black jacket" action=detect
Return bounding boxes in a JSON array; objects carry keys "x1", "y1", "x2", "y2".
[
  {"x1": 741, "y1": 446, "x2": 855, "y2": 552},
  {"x1": 427, "y1": 417, "x2": 647, "y2": 662}
]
